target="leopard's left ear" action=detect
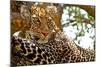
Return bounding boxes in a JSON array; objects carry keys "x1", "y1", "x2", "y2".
[{"x1": 20, "y1": 4, "x2": 31, "y2": 22}]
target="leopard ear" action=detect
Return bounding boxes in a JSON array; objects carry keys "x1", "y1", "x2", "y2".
[{"x1": 20, "y1": 5, "x2": 31, "y2": 22}]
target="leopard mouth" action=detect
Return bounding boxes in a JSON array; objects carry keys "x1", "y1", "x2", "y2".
[{"x1": 34, "y1": 36, "x2": 40, "y2": 41}]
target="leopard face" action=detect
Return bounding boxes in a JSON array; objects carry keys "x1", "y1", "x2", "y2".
[
  {"x1": 28, "y1": 4, "x2": 60, "y2": 43},
  {"x1": 30, "y1": 5, "x2": 49, "y2": 36}
]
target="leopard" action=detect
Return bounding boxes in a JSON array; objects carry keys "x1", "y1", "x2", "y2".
[{"x1": 11, "y1": 1, "x2": 95, "y2": 66}]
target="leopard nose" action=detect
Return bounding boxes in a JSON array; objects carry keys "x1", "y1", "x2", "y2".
[{"x1": 42, "y1": 32, "x2": 48, "y2": 36}]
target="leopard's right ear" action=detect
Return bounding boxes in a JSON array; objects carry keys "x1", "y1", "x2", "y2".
[{"x1": 20, "y1": 4, "x2": 31, "y2": 22}]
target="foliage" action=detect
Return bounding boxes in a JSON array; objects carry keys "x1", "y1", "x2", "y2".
[{"x1": 61, "y1": 6, "x2": 95, "y2": 49}]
